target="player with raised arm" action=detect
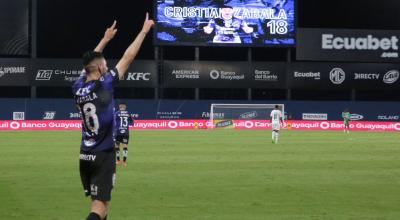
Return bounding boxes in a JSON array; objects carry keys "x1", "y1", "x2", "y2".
[
  {"x1": 270, "y1": 105, "x2": 284, "y2": 144},
  {"x1": 203, "y1": 4, "x2": 253, "y2": 43},
  {"x1": 342, "y1": 108, "x2": 351, "y2": 133},
  {"x1": 115, "y1": 102, "x2": 133, "y2": 166},
  {"x1": 72, "y1": 14, "x2": 154, "y2": 220}
]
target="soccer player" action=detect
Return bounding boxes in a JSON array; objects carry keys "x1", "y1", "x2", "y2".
[
  {"x1": 72, "y1": 14, "x2": 154, "y2": 220},
  {"x1": 270, "y1": 105, "x2": 284, "y2": 144},
  {"x1": 342, "y1": 108, "x2": 351, "y2": 133},
  {"x1": 115, "y1": 102, "x2": 133, "y2": 166},
  {"x1": 203, "y1": 5, "x2": 254, "y2": 43}
]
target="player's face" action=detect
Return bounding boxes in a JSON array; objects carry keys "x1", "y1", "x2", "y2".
[
  {"x1": 221, "y1": 7, "x2": 234, "y2": 20},
  {"x1": 119, "y1": 104, "x2": 126, "y2": 111}
]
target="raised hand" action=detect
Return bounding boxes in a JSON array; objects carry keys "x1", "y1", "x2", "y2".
[
  {"x1": 104, "y1": 20, "x2": 118, "y2": 41},
  {"x1": 141, "y1": 13, "x2": 155, "y2": 34}
]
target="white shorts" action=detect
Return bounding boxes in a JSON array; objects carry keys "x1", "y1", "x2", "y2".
[{"x1": 271, "y1": 122, "x2": 281, "y2": 131}]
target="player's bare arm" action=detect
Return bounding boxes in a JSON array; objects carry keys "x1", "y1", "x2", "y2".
[
  {"x1": 116, "y1": 13, "x2": 154, "y2": 79},
  {"x1": 94, "y1": 20, "x2": 118, "y2": 52}
]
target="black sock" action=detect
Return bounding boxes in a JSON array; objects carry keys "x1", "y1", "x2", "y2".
[
  {"x1": 123, "y1": 147, "x2": 128, "y2": 162},
  {"x1": 115, "y1": 148, "x2": 120, "y2": 161},
  {"x1": 86, "y1": 212, "x2": 101, "y2": 220},
  {"x1": 103, "y1": 215, "x2": 107, "y2": 220}
]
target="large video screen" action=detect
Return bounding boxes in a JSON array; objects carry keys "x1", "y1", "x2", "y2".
[
  {"x1": 0, "y1": 0, "x2": 30, "y2": 55},
  {"x1": 155, "y1": 0, "x2": 295, "y2": 47}
]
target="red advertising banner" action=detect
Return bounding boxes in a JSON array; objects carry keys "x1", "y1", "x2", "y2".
[{"x1": 0, "y1": 120, "x2": 399, "y2": 131}]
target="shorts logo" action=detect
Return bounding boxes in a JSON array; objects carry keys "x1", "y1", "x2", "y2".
[
  {"x1": 90, "y1": 184, "x2": 98, "y2": 196},
  {"x1": 80, "y1": 154, "x2": 97, "y2": 161}
]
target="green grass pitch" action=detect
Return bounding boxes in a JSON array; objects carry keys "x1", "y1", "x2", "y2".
[{"x1": 0, "y1": 130, "x2": 399, "y2": 220}]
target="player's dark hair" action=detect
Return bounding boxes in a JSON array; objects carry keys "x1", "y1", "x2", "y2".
[
  {"x1": 220, "y1": 4, "x2": 233, "y2": 9},
  {"x1": 275, "y1": 105, "x2": 279, "y2": 109},
  {"x1": 82, "y1": 51, "x2": 104, "y2": 67}
]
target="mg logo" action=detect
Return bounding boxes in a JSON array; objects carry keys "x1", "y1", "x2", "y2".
[
  {"x1": 329, "y1": 68, "x2": 345, "y2": 84},
  {"x1": 36, "y1": 70, "x2": 53, "y2": 80},
  {"x1": 210, "y1": 70, "x2": 220, "y2": 80},
  {"x1": 126, "y1": 72, "x2": 150, "y2": 81},
  {"x1": 383, "y1": 70, "x2": 399, "y2": 84}
]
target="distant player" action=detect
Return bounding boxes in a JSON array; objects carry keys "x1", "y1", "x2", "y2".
[
  {"x1": 270, "y1": 105, "x2": 284, "y2": 144},
  {"x1": 342, "y1": 109, "x2": 351, "y2": 133},
  {"x1": 73, "y1": 14, "x2": 154, "y2": 220},
  {"x1": 115, "y1": 102, "x2": 133, "y2": 166}
]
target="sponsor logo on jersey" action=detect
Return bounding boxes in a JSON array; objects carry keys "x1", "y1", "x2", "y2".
[
  {"x1": 383, "y1": 70, "x2": 399, "y2": 84},
  {"x1": 84, "y1": 139, "x2": 96, "y2": 147},
  {"x1": 329, "y1": 68, "x2": 346, "y2": 84}
]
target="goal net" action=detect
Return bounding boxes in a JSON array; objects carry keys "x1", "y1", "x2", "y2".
[{"x1": 209, "y1": 104, "x2": 284, "y2": 129}]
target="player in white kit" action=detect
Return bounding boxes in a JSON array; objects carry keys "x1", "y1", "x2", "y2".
[{"x1": 270, "y1": 105, "x2": 284, "y2": 144}]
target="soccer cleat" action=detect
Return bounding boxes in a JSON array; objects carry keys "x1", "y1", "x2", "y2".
[
  {"x1": 116, "y1": 160, "x2": 121, "y2": 165},
  {"x1": 122, "y1": 161, "x2": 127, "y2": 167}
]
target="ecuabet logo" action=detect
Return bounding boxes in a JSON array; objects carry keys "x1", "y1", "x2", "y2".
[
  {"x1": 329, "y1": 68, "x2": 346, "y2": 84},
  {"x1": 383, "y1": 70, "x2": 399, "y2": 84}
]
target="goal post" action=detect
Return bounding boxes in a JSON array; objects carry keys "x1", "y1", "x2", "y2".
[{"x1": 209, "y1": 104, "x2": 285, "y2": 129}]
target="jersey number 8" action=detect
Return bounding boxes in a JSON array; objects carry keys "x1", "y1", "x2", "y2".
[{"x1": 82, "y1": 103, "x2": 99, "y2": 134}]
